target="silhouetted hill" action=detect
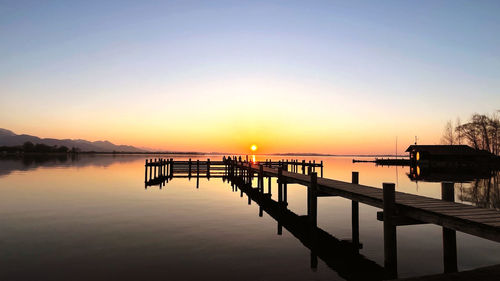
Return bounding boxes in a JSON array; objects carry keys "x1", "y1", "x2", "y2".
[
  {"x1": 0, "y1": 129, "x2": 16, "y2": 137},
  {"x1": 0, "y1": 129, "x2": 147, "y2": 152}
]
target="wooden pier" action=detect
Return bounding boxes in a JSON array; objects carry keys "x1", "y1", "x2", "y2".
[{"x1": 145, "y1": 157, "x2": 500, "y2": 279}]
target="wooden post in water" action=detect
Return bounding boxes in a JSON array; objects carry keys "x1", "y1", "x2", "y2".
[
  {"x1": 169, "y1": 158, "x2": 174, "y2": 177},
  {"x1": 207, "y1": 158, "x2": 211, "y2": 178},
  {"x1": 153, "y1": 158, "x2": 157, "y2": 178},
  {"x1": 383, "y1": 182, "x2": 397, "y2": 279},
  {"x1": 302, "y1": 160, "x2": 305, "y2": 174},
  {"x1": 145, "y1": 159, "x2": 148, "y2": 183},
  {"x1": 352, "y1": 172, "x2": 360, "y2": 251},
  {"x1": 259, "y1": 165, "x2": 264, "y2": 192},
  {"x1": 308, "y1": 172, "x2": 318, "y2": 227},
  {"x1": 442, "y1": 182, "x2": 458, "y2": 273},
  {"x1": 313, "y1": 160, "x2": 316, "y2": 172},
  {"x1": 188, "y1": 158, "x2": 192, "y2": 178},
  {"x1": 283, "y1": 179, "x2": 288, "y2": 204},
  {"x1": 149, "y1": 159, "x2": 152, "y2": 180},
  {"x1": 196, "y1": 159, "x2": 200, "y2": 177},
  {"x1": 320, "y1": 161, "x2": 323, "y2": 177},
  {"x1": 278, "y1": 167, "x2": 283, "y2": 202},
  {"x1": 268, "y1": 176, "x2": 271, "y2": 194}
]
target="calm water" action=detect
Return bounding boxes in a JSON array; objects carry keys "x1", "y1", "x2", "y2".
[{"x1": 1, "y1": 154, "x2": 499, "y2": 280}]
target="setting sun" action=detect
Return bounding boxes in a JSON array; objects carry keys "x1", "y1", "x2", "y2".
[{"x1": 250, "y1": 145, "x2": 258, "y2": 152}]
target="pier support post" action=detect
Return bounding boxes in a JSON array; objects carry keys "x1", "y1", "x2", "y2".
[
  {"x1": 154, "y1": 158, "x2": 157, "y2": 178},
  {"x1": 383, "y1": 182, "x2": 397, "y2": 279},
  {"x1": 145, "y1": 159, "x2": 148, "y2": 183},
  {"x1": 259, "y1": 165, "x2": 264, "y2": 192},
  {"x1": 149, "y1": 159, "x2": 152, "y2": 180},
  {"x1": 268, "y1": 176, "x2": 271, "y2": 194},
  {"x1": 320, "y1": 161, "x2": 323, "y2": 177},
  {"x1": 283, "y1": 181, "x2": 287, "y2": 204},
  {"x1": 188, "y1": 158, "x2": 192, "y2": 178},
  {"x1": 169, "y1": 158, "x2": 174, "y2": 177},
  {"x1": 442, "y1": 182, "x2": 458, "y2": 273},
  {"x1": 278, "y1": 167, "x2": 283, "y2": 202},
  {"x1": 302, "y1": 160, "x2": 305, "y2": 174},
  {"x1": 196, "y1": 160, "x2": 200, "y2": 177},
  {"x1": 308, "y1": 172, "x2": 318, "y2": 227},
  {"x1": 352, "y1": 172, "x2": 360, "y2": 251},
  {"x1": 207, "y1": 158, "x2": 211, "y2": 178}
]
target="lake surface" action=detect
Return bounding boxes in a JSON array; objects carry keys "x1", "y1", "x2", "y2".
[{"x1": 1, "y1": 154, "x2": 499, "y2": 280}]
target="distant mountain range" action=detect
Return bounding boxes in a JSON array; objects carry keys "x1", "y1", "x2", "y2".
[{"x1": 0, "y1": 128, "x2": 147, "y2": 152}]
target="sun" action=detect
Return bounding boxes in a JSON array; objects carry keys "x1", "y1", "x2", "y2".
[{"x1": 250, "y1": 144, "x2": 258, "y2": 152}]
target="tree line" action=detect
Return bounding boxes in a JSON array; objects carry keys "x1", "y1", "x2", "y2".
[
  {"x1": 442, "y1": 111, "x2": 500, "y2": 155},
  {"x1": 0, "y1": 142, "x2": 81, "y2": 153}
]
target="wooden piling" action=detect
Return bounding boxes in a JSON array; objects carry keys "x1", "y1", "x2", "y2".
[
  {"x1": 259, "y1": 165, "x2": 264, "y2": 192},
  {"x1": 268, "y1": 176, "x2": 271, "y2": 194},
  {"x1": 278, "y1": 167, "x2": 283, "y2": 202},
  {"x1": 188, "y1": 158, "x2": 192, "y2": 177},
  {"x1": 144, "y1": 159, "x2": 148, "y2": 183},
  {"x1": 352, "y1": 172, "x2": 360, "y2": 251},
  {"x1": 383, "y1": 182, "x2": 397, "y2": 279},
  {"x1": 442, "y1": 182, "x2": 458, "y2": 273},
  {"x1": 153, "y1": 158, "x2": 157, "y2": 178},
  {"x1": 149, "y1": 159, "x2": 152, "y2": 180},
  {"x1": 207, "y1": 158, "x2": 211, "y2": 178},
  {"x1": 308, "y1": 172, "x2": 318, "y2": 226}
]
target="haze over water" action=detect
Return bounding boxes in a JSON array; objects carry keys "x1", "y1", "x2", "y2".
[{"x1": 1, "y1": 155, "x2": 499, "y2": 280}]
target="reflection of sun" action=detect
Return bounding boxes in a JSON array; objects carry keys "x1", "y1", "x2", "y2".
[{"x1": 251, "y1": 145, "x2": 258, "y2": 152}]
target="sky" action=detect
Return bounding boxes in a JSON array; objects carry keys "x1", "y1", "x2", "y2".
[{"x1": 1, "y1": 0, "x2": 499, "y2": 154}]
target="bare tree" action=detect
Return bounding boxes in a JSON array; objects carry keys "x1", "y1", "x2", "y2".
[
  {"x1": 441, "y1": 120, "x2": 454, "y2": 145},
  {"x1": 452, "y1": 111, "x2": 500, "y2": 155},
  {"x1": 455, "y1": 117, "x2": 462, "y2": 145}
]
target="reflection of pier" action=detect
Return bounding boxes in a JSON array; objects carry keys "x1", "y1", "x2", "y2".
[
  {"x1": 228, "y1": 175, "x2": 385, "y2": 280},
  {"x1": 146, "y1": 157, "x2": 500, "y2": 279}
]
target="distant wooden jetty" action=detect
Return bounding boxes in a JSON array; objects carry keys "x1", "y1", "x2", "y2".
[
  {"x1": 145, "y1": 156, "x2": 500, "y2": 279},
  {"x1": 353, "y1": 158, "x2": 410, "y2": 166}
]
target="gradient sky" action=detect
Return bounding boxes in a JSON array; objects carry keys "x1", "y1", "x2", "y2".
[{"x1": 1, "y1": 0, "x2": 499, "y2": 154}]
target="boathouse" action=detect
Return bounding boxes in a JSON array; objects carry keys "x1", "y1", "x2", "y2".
[{"x1": 405, "y1": 145, "x2": 495, "y2": 163}]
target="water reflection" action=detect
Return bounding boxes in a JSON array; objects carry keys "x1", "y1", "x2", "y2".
[
  {"x1": 227, "y1": 174, "x2": 386, "y2": 280},
  {"x1": 406, "y1": 164, "x2": 500, "y2": 210},
  {"x1": 457, "y1": 172, "x2": 500, "y2": 210},
  {"x1": 2, "y1": 155, "x2": 500, "y2": 280},
  {"x1": 0, "y1": 154, "x2": 142, "y2": 177}
]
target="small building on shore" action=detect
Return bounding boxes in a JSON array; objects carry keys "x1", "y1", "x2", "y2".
[{"x1": 405, "y1": 145, "x2": 497, "y2": 165}]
